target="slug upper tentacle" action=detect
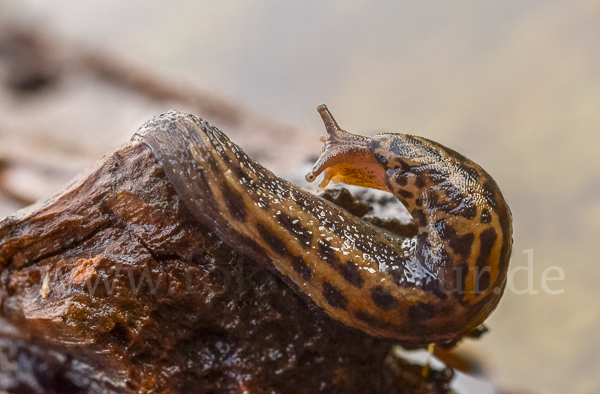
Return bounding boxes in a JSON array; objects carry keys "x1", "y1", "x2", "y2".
[{"x1": 134, "y1": 107, "x2": 512, "y2": 349}]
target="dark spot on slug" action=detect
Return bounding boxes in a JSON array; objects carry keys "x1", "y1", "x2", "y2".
[
  {"x1": 374, "y1": 153, "x2": 388, "y2": 165},
  {"x1": 415, "y1": 198, "x2": 423, "y2": 207},
  {"x1": 480, "y1": 209, "x2": 492, "y2": 224},
  {"x1": 455, "y1": 263, "x2": 470, "y2": 301},
  {"x1": 449, "y1": 232, "x2": 475, "y2": 259},
  {"x1": 353, "y1": 311, "x2": 403, "y2": 333},
  {"x1": 475, "y1": 269, "x2": 491, "y2": 294},
  {"x1": 476, "y1": 228, "x2": 498, "y2": 272},
  {"x1": 318, "y1": 240, "x2": 341, "y2": 266},
  {"x1": 497, "y1": 207, "x2": 512, "y2": 280},
  {"x1": 414, "y1": 175, "x2": 426, "y2": 189},
  {"x1": 354, "y1": 310, "x2": 380, "y2": 326},
  {"x1": 395, "y1": 174, "x2": 408, "y2": 186},
  {"x1": 371, "y1": 286, "x2": 398, "y2": 310},
  {"x1": 397, "y1": 189, "x2": 414, "y2": 200},
  {"x1": 408, "y1": 302, "x2": 434, "y2": 321},
  {"x1": 329, "y1": 222, "x2": 348, "y2": 239},
  {"x1": 428, "y1": 172, "x2": 447, "y2": 186},
  {"x1": 221, "y1": 181, "x2": 246, "y2": 222},
  {"x1": 388, "y1": 259, "x2": 412, "y2": 288},
  {"x1": 463, "y1": 205, "x2": 478, "y2": 220},
  {"x1": 322, "y1": 281, "x2": 347, "y2": 310},
  {"x1": 497, "y1": 240, "x2": 511, "y2": 288},
  {"x1": 231, "y1": 159, "x2": 253, "y2": 184},
  {"x1": 435, "y1": 219, "x2": 475, "y2": 259},
  {"x1": 257, "y1": 223, "x2": 289, "y2": 257},
  {"x1": 218, "y1": 150, "x2": 234, "y2": 166},
  {"x1": 339, "y1": 261, "x2": 364, "y2": 289},
  {"x1": 384, "y1": 168, "x2": 400, "y2": 185},
  {"x1": 453, "y1": 198, "x2": 477, "y2": 220},
  {"x1": 370, "y1": 139, "x2": 381, "y2": 150},
  {"x1": 291, "y1": 256, "x2": 312, "y2": 281},
  {"x1": 412, "y1": 209, "x2": 427, "y2": 227},
  {"x1": 399, "y1": 160, "x2": 412, "y2": 173},
  {"x1": 277, "y1": 211, "x2": 313, "y2": 247},
  {"x1": 425, "y1": 192, "x2": 443, "y2": 211},
  {"x1": 255, "y1": 195, "x2": 271, "y2": 211}
]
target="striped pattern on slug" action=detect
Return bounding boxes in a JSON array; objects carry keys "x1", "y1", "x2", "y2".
[{"x1": 134, "y1": 108, "x2": 512, "y2": 349}]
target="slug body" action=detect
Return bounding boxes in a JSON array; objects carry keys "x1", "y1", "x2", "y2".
[{"x1": 134, "y1": 107, "x2": 512, "y2": 349}]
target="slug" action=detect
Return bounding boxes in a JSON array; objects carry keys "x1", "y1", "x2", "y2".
[{"x1": 133, "y1": 106, "x2": 512, "y2": 349}]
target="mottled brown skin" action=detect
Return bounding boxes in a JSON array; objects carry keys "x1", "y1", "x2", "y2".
[{"x1": 135, "y1": 107, "x2": 512, "y2": 349}]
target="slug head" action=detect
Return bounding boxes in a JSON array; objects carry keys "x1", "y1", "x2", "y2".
[{"x1": 305, "y1": 104, "x2": 388, "y2": 191}]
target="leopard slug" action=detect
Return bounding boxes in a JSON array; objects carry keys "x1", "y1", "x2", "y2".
[{"x1": 133, "y1": 106, "x2": 512, "y2": 349}]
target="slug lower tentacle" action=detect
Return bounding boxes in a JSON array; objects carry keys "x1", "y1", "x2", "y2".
[{"x1": 134, "y1": 107, "x2": 512, "y2": 349}]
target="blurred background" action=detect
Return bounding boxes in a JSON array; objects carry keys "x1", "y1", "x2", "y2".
[{"x1": 0, "y1": 1, "x2": 599, "y2": 393}]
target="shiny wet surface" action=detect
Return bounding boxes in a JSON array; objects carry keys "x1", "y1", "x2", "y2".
[{"x1": 1, "y1": 1, "x2": 599, "y2": 392}]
